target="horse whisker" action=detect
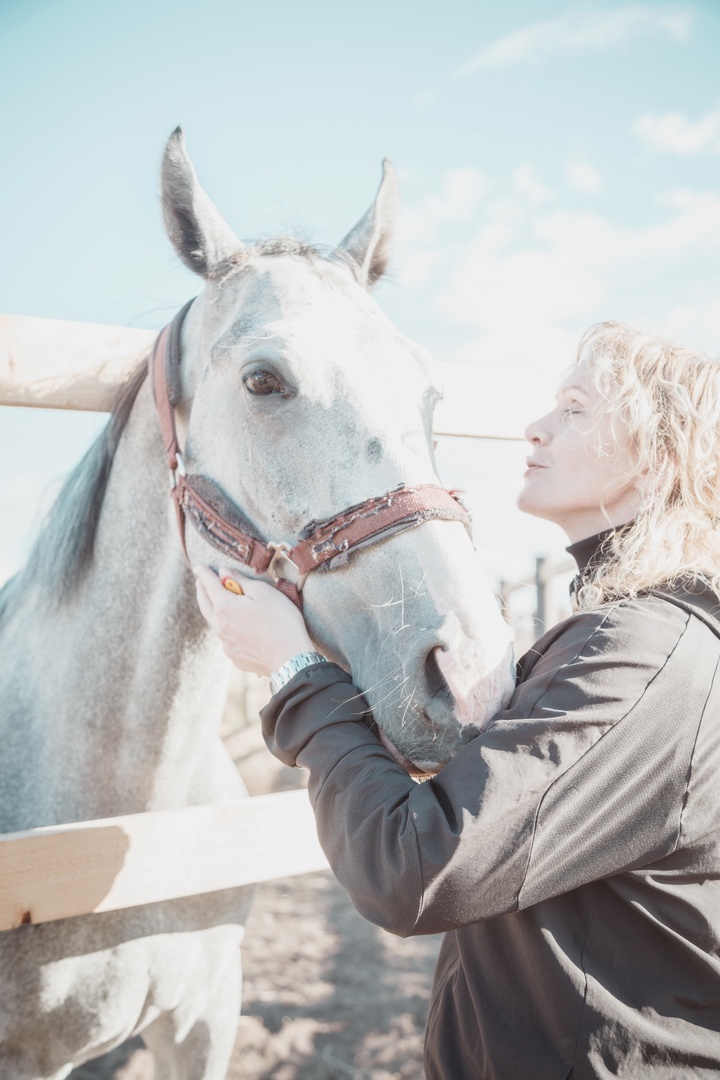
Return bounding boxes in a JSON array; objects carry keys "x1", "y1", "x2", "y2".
[
  {"x1": 399, "y1": 687, "x2": 416, "y2": 728},
  {"x1": 412, "y1": 570, "x2": 428, "y2": 598}
]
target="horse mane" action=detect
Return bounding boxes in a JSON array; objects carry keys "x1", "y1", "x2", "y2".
[{"x1": 0, "y1": 360, "x2": 149, "y2": 623}]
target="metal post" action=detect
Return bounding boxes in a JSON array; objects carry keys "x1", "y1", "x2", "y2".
[{"x1": 535, "y1": 555, "x2": 549, "y2": 638}]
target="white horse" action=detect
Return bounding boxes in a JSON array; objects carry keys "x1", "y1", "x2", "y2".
[{"x1": 0, "y1": 130, "x2": 513, "y2": 1079}]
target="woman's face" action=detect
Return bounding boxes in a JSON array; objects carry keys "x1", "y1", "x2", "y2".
[{"x1": 517, "y1": 361, "x2": 643, "y2": 542}]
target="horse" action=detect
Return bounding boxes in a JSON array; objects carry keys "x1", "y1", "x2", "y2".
[{"x1": 0, "y1": 129, "x2": 514, "y2": 1079}]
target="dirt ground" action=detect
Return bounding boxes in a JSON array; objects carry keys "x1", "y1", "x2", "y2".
[
  {"x1": 229, "y1": 870, "x2": 441, "y2": 1079},
  {"x1": 81, "y1": 673, "x2": 442, "y2": 1080},
  {"x1": 226, "y1": 698, "x2": 442, "y2": 1080}
]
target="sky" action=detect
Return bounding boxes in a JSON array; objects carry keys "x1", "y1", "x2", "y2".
[{"x1": 2, "y1": 0, "x2": 720, "y2": 598}]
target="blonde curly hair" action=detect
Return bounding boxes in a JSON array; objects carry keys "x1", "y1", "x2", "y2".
[{"x1": 572, "y1": 321, "x2": 720, "y2": 609}]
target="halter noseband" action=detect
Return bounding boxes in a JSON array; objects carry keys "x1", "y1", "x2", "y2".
[{"x1": 149, "y1": 302, "x2": 472, "y2": 607}]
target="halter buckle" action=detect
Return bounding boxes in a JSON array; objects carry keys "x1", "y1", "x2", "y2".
[{"x1": 267, "y1": 541, "x2": 299, "y2": 584}]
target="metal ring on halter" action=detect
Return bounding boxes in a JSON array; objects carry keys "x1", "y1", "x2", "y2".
[{"x1": 266, "y1": 541, "x2": 297, "y2": 584}]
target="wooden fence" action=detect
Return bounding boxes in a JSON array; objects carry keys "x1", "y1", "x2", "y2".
[{"x1": 0, "y1": 313, "x2": 548, "y2": 933}]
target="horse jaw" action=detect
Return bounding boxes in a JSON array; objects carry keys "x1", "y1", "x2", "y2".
[{"x1": 302, "y1": 519, "x2": 515, "y2": 771}]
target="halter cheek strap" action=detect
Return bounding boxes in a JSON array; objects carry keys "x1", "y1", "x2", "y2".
[
  {"x1": 149, "y1": 302, "x2": 472, "y2": 608},
  {"x1": 150, "y1": 299, "x2": 195, "y2": 558}
]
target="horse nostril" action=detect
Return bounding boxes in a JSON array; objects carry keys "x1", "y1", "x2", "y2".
[{"x1": 424, "y1": 648, "x2": 453, "y2": 701}]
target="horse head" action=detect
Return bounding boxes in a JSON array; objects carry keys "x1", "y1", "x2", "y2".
[{"x1": 160, "y1": 129, "x2": 514, "y2": 772}]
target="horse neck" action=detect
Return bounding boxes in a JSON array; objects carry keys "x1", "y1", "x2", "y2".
[{"x1": 3, "y1": 376, "x2": 235, "y2": 827}]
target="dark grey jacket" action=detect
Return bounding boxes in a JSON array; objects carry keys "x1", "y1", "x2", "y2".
[{"x1": 262, "y1": 577, "x2": 720, "y2": 1078}]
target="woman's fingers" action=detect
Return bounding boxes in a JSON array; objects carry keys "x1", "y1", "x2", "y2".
[
  {"x1": 192, "y1": 564, "x2": 317, "y2": 676},
  {"x1": 194, "y1": 564, "x2": 242, "y2": 614},
  {"x1": 194, "y1": 574, "x2": 216, "y2": 626}
]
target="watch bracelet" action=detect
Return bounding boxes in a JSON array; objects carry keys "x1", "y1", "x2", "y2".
[{"x1": 269, "y1": 651, "x2": 327, "y2": 695}]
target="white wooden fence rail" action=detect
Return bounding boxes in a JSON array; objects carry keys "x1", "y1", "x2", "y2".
[
  {"x1": 0, "y1": 313, "x2": 524, "y2": 439},
  {"x1": 0, "y1": 792, "x2": 327, "y2": 932},
  {"x1": 0, "y1": 314, "x2": 521, "y2": 932}
]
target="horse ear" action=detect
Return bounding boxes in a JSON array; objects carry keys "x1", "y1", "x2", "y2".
[
  {"x1": 161, "y1": 128, "x2": 243, "y2": 278},
  {"x1": 337, "y1": 160, "x2": 397, "y2": 287}
]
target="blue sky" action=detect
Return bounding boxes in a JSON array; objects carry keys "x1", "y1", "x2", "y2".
[{"x1": 2, "y1": 0, "x2": 720, "y2": 588}]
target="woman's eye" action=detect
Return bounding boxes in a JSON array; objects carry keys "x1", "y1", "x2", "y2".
[{"x1": 243, "y1": 369, "x2": 285, "y2": 396}]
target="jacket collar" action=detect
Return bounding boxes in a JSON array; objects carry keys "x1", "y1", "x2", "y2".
[{"x1": 566, "y1": 529, "x2": 617, "y2": 575}]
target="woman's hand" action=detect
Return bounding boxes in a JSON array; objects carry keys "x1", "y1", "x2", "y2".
[{"x1": 194, "y1": 566, "x2": 316, "y2": 676}]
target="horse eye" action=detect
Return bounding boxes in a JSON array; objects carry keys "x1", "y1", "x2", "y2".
[{"x1": 243, "y1": 369, "x2": 285, "y2": 396}]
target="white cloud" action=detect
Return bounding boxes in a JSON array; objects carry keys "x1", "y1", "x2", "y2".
[
  {"x1": 455, "y1": 6, "x2": 693, "y2": 75},
  {"x1": 634, "y1": 105, "x2": 720, "y2": 155},
  {"x1": 394, "y1": 168, "x2": 720, "y2": 452},
  {"x1": 565, "y1": 160, "x2": 603, "y2": 194},
  {"x1": 400, "y1": 249, "x2": 444, "y2": 290},
  {"x1": 439, "y1": 189, "x2": 720, "y2": 329},
  {"x1": 397, "y1": 167, "x2": 493, "y2": 250},
  {"x1": 654, "y1": 293, "x2": 720, "y2": 356},
  {"x1": 512, "y1": 164, "x2": 553, "y2": 204}
]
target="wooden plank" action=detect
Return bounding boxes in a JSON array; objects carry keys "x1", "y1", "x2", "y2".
[
  {"x1": 0, "y1": 313, "x2": 155, "y2": 411},
  {"x1": 0, "y1": 790, "x2": 329, "y2": 931},
  {"x1": 0, "y1": 313, "x2": 523, "y2": 439}
]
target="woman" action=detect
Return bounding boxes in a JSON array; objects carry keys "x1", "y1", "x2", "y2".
[{"x1": 196, "y1": 321, "x2": 720, "y2": 1078}]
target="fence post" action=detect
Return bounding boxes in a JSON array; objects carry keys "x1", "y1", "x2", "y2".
[{"x1": 535, "y1": 555, "x2": 549, "y2": 638}]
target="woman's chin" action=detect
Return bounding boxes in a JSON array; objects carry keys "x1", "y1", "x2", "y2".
[
  {"x1": 516, "y1": 489, "x2": 539, "y2": 515},
  {"x1": 515, "y1": 489, "x2": 533, "y2": 514}
]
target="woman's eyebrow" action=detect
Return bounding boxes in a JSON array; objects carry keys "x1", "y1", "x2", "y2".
[{"x1": 557, "y1": 384, "x2": 590, "y2": 399}]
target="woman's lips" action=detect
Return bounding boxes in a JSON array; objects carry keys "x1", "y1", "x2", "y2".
[{"x1": 524, "y1": 459, "x2": 548, "y2": 477}]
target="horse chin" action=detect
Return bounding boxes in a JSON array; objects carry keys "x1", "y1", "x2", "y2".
[{"x1": 377, "y1": 729, "x2": 438, "y2": 779}]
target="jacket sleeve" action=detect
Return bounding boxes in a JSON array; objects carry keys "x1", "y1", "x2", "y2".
[{"x1": 261, "y1": 597, "x2": 711, "y2": 936}]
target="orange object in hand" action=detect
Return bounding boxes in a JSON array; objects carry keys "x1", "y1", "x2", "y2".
[{"x1": 221, "y1": 576, "x2": 244, "y2": 596}]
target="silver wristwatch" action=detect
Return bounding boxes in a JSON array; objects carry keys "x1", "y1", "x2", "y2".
[{"x1": 269, "y1": 651, "x2": 327, "y2": 695}]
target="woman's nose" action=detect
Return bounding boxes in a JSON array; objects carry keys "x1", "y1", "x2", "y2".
[{"x1": 524, "y1": 414, "x2": 550, "y2": 444}]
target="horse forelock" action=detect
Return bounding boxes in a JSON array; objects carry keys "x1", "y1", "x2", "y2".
[
  {"x1": 0, "y1": 360, "x2": 149, "y2": 623},
  {"x1": 207, "y1": 238, "x2": 363, "y2": 285}
]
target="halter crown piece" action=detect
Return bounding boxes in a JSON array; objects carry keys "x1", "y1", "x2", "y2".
[{"x1": 149, "y1": 301, "x2": 472, "y2": 608}]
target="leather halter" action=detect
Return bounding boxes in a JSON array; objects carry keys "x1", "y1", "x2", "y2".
[{"x1": 149, "y1": 302, "x2": 472, "y2": 607}]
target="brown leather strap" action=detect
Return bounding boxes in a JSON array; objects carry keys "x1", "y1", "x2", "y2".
[
  {"x1": 288, "y1": 485, "x2": 469, "y2": 575},
  {"x1": 150, "y1": 298, "x2": 195, "y2": 463},
  {"x1": 150, "y1": 303, "x2": 472, "y2": 608},
  {"x1": 151, "y1": 325, "x2": 186, "y2": 556},
  {"x1": 175, "y1": 473, "x2": 470, "y2": 606}
]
